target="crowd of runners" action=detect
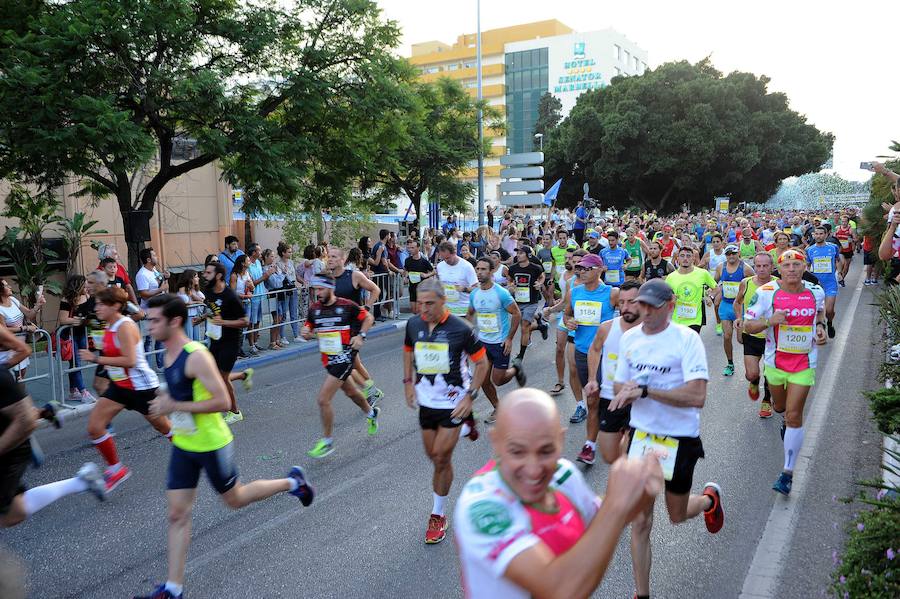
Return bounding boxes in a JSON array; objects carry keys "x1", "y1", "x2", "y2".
[{"x1": 3, "y1": 161, "x2": 899, "y2": 598}]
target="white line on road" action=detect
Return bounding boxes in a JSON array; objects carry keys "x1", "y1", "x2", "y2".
[{"x1": 739, "y1": 268, "x2": 866, "y2": 598}]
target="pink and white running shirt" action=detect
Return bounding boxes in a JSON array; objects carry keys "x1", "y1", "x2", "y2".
[
  {"x1": 744, "y1": 280, "x2": 825, "y2": 372},
  {"x1": 454, "y1": 459, "x2": 600, "y2": 599}
]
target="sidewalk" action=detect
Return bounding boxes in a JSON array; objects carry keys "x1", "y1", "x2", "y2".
[{"x1": 39, "y1": 315, "x2": 410, "y2": 428}]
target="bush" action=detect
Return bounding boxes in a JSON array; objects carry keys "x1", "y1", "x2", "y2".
[
  {"x1": 866, "y1": 388, "x2": 900, "y2": 435},
  {"x1": 831, "y1": 495, "x2": 900, "y2": 599}
]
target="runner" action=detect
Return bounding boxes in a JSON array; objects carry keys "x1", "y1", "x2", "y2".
[
  {"x1": 599, "y1": 230, "x2": 631, "y2": 288},
  {"x1": 403, "y1": 278, "x2": 489, "y2": 544},
  {"x1": 564, "y1": 254, "x2": 619, "y2": 426},
  {"x1": 301, "y1": 275, "x2": 379, "y2": 458},
  {"x1": 701, "y1": 233, "x2": 727, "y2": 335},
  {"x1": 202, "y1": 262, "x2": 253, "y2": 425},
  {"x1": 542, "y1": 248, "x2": 580, "y2": 397},
  {"x1": 641, "y1": 241, "x2": 673, "y2": 281},
  {"x1": 611, "y1": 279, "x2": 725, "y2": 599},
  {"x1": 506, "y1": 246, "x2": 548, "y2": 360},
  {"x1": 135, "y1": 294, "x2": 313, "y2": 599},
  {"x1": 454, "y1": 388, "x2": 664, "y2": 599},
  {"x1": 435, "y1": 240, "x2": 478, "y2": 317},
  {"x1": 550, "y1": 228, "x2": 574, "y2": 287},
  {"x1": 468, "y1": 256, "x2": 526, "y2": 425},
  {"x1": 403, "y1": 238, "x2": 435, "y2": 315},
  {"x1": 327, "y1": 246, "x2": 385, "y2": 406},
  {"x1": 805, "y1": 226, "x2": 842, "y2": 338},
  {"x1": 834, "y1": 215, "x2": 855, "y2": 285},
  {"x1": 714, "y1": 245, "x2": 755, "y2": 376},
  {"x1": 624, "y1": 227, "x2": 649, "y2": 281},
  {"x1": 78, "y1": 287, "x2": 171, "y2": 491},
  {"x1": 734, "y1": 252, "x2": 778, "y2": 418},
  {"x1": 744, "y1": 249, "x2": 827, "y2": 495},
  {"x1": 738, "y1": 227, "x2": 763, "y2": 267},
  {"x1": 581, "y1": 280, "x2": 643, "y2": 465},
  {"x1": 536, "y1": 235, "x2": 556, "y2": 306},
  {"x1": 666, "y1": 246, "x2": 717, "y2": 333}
]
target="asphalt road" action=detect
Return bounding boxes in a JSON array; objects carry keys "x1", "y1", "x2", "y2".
[{"x1": 0, "y1": 261, "x2": 884, "y2": 599}]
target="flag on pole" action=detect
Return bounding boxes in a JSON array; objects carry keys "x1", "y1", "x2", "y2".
[{"x1": 544, "y1": 178, "x2": 562, "y2": 206}]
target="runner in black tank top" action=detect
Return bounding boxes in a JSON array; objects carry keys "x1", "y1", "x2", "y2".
[{"x1": 334, "y1": 269, "x2": 362, "y2": 304}]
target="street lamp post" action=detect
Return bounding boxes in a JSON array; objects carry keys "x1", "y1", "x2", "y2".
[
  {"x1": 534, "y1": 133, "x2": 543, "y2": 151},
  {"x1": 476, "y1": 0, "x2": 485, "y2": 227}
]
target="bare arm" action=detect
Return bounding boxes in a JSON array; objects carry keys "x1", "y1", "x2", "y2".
[
  {"x1": 613, "y1": 379, "x2": 707, "y2": 409},
  {"x1": 879, "y1": 214, "x2": 899, "y2": 261},
  {"x1": 0, "y1": 323, "x2": 31, "y2": 368},
  {"x1": 353, "y1": 271, "x2": 381, "y2": 306}
]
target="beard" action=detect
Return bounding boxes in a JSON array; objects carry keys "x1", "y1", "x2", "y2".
[{"x1": 622, "y1": 312, "x2": 639, "y2": 324}]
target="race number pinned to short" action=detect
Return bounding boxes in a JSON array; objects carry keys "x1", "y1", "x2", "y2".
[
  {"x1": 628, "y1": 430, "x2": 679, "y2": 481},
  {"x1": 170, "y1": 411, "x2": 197, "y2": 436}
]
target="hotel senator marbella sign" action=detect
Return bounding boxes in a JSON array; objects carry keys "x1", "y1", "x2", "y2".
[{"x1": 553, "y1": 41, "x2": 605, "y2": 94}]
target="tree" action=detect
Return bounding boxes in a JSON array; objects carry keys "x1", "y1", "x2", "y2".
[
  {"x1": 532, "y1": 92, "x2": 562, "y2": 149},
  {"x1": 0, "y1": 185, "x2": 62, "y2": 303},
  {"x1": 545, "y1": 60, "x2": 834, "y2": 213},
  {"x1": 0, "y1": 0, "x2": 406, "y2": 275},
  {"x1": 366, "y1": 77, "x2": 501, "y2": 226}
]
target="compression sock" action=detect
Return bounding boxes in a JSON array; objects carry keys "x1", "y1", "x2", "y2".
[
  {"x1": 517, "y1": 345, "x2": 528, "y2": 360},
  {"x1": 92, "y1": 433, "x2": 120, "y2": 467},
  {"x1": 432, "y1": 493, "x2": 447, "y2": 517},
  {"x1": 783, "y1": 426, "x2": 804, "y2": 471},
  {"x1": 23, "y1": 477, "x2": 88, "y2": 517},
  {"x1": 763, "y1": 379, "x2": 772, "y2": 402}
]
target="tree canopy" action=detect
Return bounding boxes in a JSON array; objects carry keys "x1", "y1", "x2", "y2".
[
  {"x1": 0, "y1": 0, "x2": 408, "y2": 272},
  {"x1": 545, "y1": 59, "x2": 834, "y2": 213}
]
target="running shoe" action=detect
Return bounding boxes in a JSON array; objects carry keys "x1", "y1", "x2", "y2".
[
  {"x1": 576, "y1": 444, "x2": 596, "y2": 465},
  {"x1": 723, "y1": 363, "x2": 734, "y2": 376},
  {"x1": 759, "y1": 401, "x2": 773, "y2": 418},
  {"x1": 80, "y1": 390, "x2": 98, "y2": 404},
  {"x1": 77, "y1": 462, "x2": 107, "y2": 502},
  {"x1": 133, "y1": 584, "x2": 182, "y2": 599},
  {"x1": 288, "y1": 465, "x2": 314, "y2": 506},
  {"x1": 367, "y1": 407, "x2": 380, "y2": 436},
  {"x1": 772, "y1": 472, "x2": 793, "y2": 495},
  {"x1": 367, "y1": 386, "x2": 384, "y2": 408},
  {"x1": 569, "y1": 405, "x2": 587, "y2": 424},
  {"x1": 484, "y1": 410, "x2": 497, "y2": 425},
  {"x1": 512, "y1": 358, "x2": 527, "y2": 387},
  {"x1": 425, "y1": 514, "x2": 448, "y2": 544},
  {"x1": 827, "y1": 320, "x2": 836, "y2": 339},
  {"x1": 104, "y1": 465, "x2": 131, "y2": 492},
  {"x1": 39, "y1": 403, "x2": 62, "y2": 429},
  {"x1": 463, "y1": 415, "x2": 479, "y2": 442},
  {"x1": 839, "y1": 278, "x2": 845, "y2": 288},
  {"x1": 748, "y1": 383, "x2": 760, "y2": 401},
  {"x1": 716, "y1": 324, "x2": 723, "y2": 336},
  {"x1": 223, "y1": 411, "x2": 244, "y2": 425},
  {"x1": 248, "y1": 345, "x2": 259, "y2": 356},
  {"x1": 307, "y1": 438, "x2": 334, "y2": 459},
  {"x1": 702, "y1": 482, "x2": 725, "y2": 533},
  {"x1": 537, "y1": 316, "x2": 549, "y2": 341},
  {"x1": 241, "y1": 368, "x2": 254, "y2": 392}
]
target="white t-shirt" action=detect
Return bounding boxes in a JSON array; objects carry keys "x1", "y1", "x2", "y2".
[
  {"x1": 135, "y1": 266, "x2": 160, "y2": 310},
  {"x1": 436, "y1": 259, "x2": 478, "y2": 316},
  {"x1": 615, "y1": 322, "x2": 709, "y2": 438},
  {"x1": 455, "y1": 459, "x2": 600, "y2": 599},
  {"x1": 0, "y1": 298, "x2": 28, "y2": 370}
]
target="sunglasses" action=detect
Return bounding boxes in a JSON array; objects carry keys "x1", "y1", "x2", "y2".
[{"x1": 573, "y1": 265, "x2": 595, "y2": 272}]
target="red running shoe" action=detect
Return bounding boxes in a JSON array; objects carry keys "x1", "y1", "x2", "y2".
[
  {"x1": 702, "y1": 482, "x2": 724, "y2": 534},
  {"x1": 576, "y1": 443, "x2": 596, "y2": 466},
  {"x1": 425, "y1": 514, "x2": 447, "y2": 544},
  {"x1": 748, "y1": 383, "x2": 760, "y2": 401},
  {"x1": 104, "y1": 465, "x2": 131, "y2": 492}
]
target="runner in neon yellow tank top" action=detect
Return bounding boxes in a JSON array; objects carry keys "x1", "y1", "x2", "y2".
[
  {"x1": 135, "y1": 294, "x2": 313, "y2": 599},
  {"x1": 734, "y1": 252, "x2": 778, "y2": 417},
  {"x1": 665, "y1": 246, "x2": 717, "y2": 333}
]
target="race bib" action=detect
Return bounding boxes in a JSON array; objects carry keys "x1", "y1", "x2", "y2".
[
  {"x1": 408, "y1": 272, "x2": 421, "y2": 284},
  {"x1": 477, "y1": 313, "x2": 499, "y2": 333},
  {"x1": 605, "y1": 270, "x2": 621, "y2": 284},
  {"x1": 414, "y1": 342, "x2": 451, "y2": 374},
  {"x1": 515, "y1": 286, "x2": 531, "y2": 303},
  {"x1": 812, "y1": 257, "x2": 831, "y2": 274},
  {"x1": 542, "y1": 261, "x2": 552, "y2": 274},
  {"x1": 318, "y1": 331, "x2": 343, "y2": 355},
  {"x1": 443, "y1": 284, "x2": 460, "y2": 303},
  {"x1": 206, "y1": 322, "x2": 222, "y2": 341},
  {"x1": 722, "y1": 281, "x2": 740, "y2": 299},
  {"x1": 90, "y1": 329, "x2": 105, "y2": 347},
  {"x1": 675, "y1": 302, "x2": 697, "y2": 320},
  {"x1": 170, "y1": 411, "x2": 197, "y2": 436},
  {"x1": 106, "y1": 366, "x2": 127, "y2": 382},
  {"x1": 574, "y1": 300, "x2": 603, "y2": 326},
  {"x1": 629, "y1": 430, "x2": 679, "y2": 481},
  {"x1": 555, "y1": 264, "x2": 566, "y2": 277},
  {"x1": 839, "y1": 239, "x2": 850, "y2": 249},
  {"x1": 776, "y1": 325, "x2": 813, "y2": 354}
]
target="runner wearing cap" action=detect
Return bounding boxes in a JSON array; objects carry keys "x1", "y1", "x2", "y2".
[
  {"x1": 564, "y1": 253, "x2": 618, "y2": 428},
  {"x1": 507, "y1": 245, "x2": 548, "y2": 361},
  {"x1": 714, "y1": 245, "x2": 755, "y2": 376},
  {"x1": 744, "y1": 248, "x2": 826, "y2": 495},
  {"x1": 612, "y1": 278, "x2": 725, "y2": 599},
  {"x1": 301, "y1": 275, "x2": 379, "y2": 459}
]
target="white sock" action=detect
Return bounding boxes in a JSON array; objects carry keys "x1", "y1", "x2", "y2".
[
  {"x1": 432, "y1": 493, "x2": 447, "y2": 516},
  {"x1": 783, "y1": 426, "x2": 803, "y2": 472},
  {"x1": 287, "y1": 477, "x2": 299, "y2": 492},
  {"x1": 164, "y1": 582, "x2": 183, "y2": 596},
  {"x1": 577, "y1": 400, "x2": 586, "y2": 410},
  {"x1": 23, "y1": 477, "x2": 88, "y2": 517},
  {"x1": 585, "y1": 440, "x2": 596, "y2": 451}
]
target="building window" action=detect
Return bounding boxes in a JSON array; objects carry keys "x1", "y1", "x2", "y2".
[
  {"x1": 504, "y1": 48, "x2": 550, "y2": 153},
  {"x1": 448, "y1": 63, "x2": 459, "y2": 71},
  {"x1": 614, "y1": 44, "x2": 621, "y2": 60},
  {"x1": 463, "y1": 61, "x2": 475, "y2": 69},
  {"x1": 424, "y1": 66, "x2": 440, "y2": 74}
]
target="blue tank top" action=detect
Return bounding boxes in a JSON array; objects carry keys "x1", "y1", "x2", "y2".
[
  {"x1": 719, "y1": 262, "x2": 744, "y2": 305},
  {"x1": 805, "y1": 243, "x2": 838, "y2": 279},
  {"x1": 570, "y1": 283, "x2": 614, "y2": 354}
]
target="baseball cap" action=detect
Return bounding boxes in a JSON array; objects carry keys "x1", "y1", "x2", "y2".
[
  {"x1": 724, "y1": 244, "x2": 739, "y2": 254},
  {"x1": 635, "y1": 279, "x2": 674, "y2": 308},
  {"x1": 516, "y1": 245, "x2": 533, "y2": 256},
  {"x1": 588, "y1": 231, "x2": 600, "y2": 239},
  {"x1": 579, "y1": 254, "x2": 605, "y2": 269}
]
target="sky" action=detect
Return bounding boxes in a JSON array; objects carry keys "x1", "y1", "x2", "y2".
[{"x1": 376, "y1": 0, "x2": 898, "y2": 181}]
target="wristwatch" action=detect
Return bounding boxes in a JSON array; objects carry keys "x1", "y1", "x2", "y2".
[
  {"x1": 360, "y1": 332, "x2": 367, "y2": 339},
  {"x1": 465, "y1": 387, "x2": 480, "y2": 400},
  {"x1": 639, "y1": 384, "x2": 649, "y2": 398}
]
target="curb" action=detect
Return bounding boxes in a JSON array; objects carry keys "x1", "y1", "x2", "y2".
[{"x1": 37, "y1": 317, "x2": 409, "y2": 429}]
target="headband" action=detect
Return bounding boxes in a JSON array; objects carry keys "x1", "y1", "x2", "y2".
[{"x1": 309, "y1": 276, "x2": 336, "y2": 289}]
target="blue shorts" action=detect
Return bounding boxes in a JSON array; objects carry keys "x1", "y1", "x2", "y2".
[
  {"x1": 818, "y1": 276, "x2": 838, "y2": 297},
  {"x1": 246, "y1": 298, "x2": 263, "y2": 324},
  {"x1": 483, "y1": 342, "x2": 510, "y2": 370},
  {"x1": 718, "y1": 301, "x2": 736, "y2": 321},
  {"x1": 167, "y1": 443, "x2": 238, "y2": 495}
]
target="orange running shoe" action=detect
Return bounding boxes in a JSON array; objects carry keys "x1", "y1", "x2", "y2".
[
  {"x1": 748, "y1": 383, "x2": 760, "y2": 401},
  {"x1": 425, "y1": 514, "x2": 447, "y2": 544},
  {"x1": 702, "y1": 482, "x2": 724, "y2": 534}
]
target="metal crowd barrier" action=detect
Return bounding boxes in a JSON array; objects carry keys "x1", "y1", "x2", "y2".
[{"x1": 16, "y1": 328, "x2": 57, "y2": 408}]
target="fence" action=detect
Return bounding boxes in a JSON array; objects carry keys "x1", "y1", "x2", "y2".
[{"x1": 44, "y1": 273, "x2": 410, "y2": 407}]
